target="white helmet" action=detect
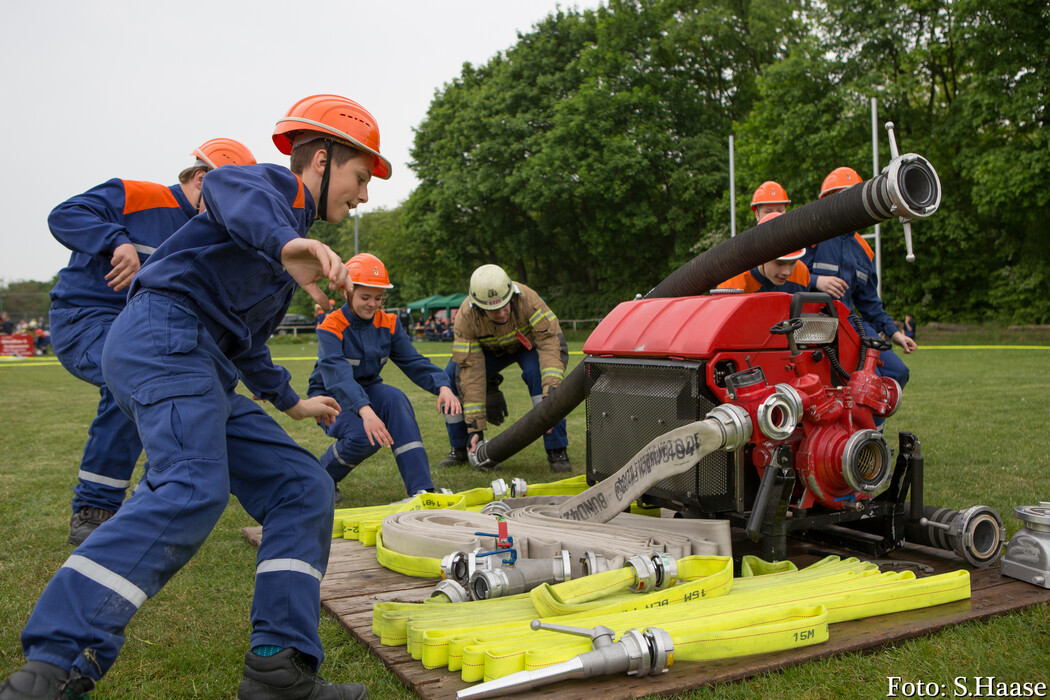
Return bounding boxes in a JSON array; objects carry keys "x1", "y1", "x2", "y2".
[{"x1": 469, "y1": 264, "x2": 516, "y2": 311}]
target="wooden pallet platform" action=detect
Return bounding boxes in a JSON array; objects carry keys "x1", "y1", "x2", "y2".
[{"x1": 242, "y1": 526, "x2": 1050, "y2": 700}]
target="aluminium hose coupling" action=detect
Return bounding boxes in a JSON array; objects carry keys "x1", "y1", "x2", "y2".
[
  {"x1": 490, "y1": 478, "x2": 509, "y2": 500},
  {"x1": 627, "y1": 553, "x2": 678, "y2": 593},
  {"x1": 431, "y1": 579, "x2": 470, "y2": 603},
  {"x1": 468, "y1": 551, "x2": 572, "y2": 600},
  {"x1": 705, "y1": 403, "x2": 752, "y2": 452},
  {"x1": 441, "y1": 548, "x2": 493, "y2": 586},
  {"x1": 469, "y1": 440, "x2": 497, "y2": 471},
  {"x1": 757, "y1": 384, "x2": 804, "y2": 441}
]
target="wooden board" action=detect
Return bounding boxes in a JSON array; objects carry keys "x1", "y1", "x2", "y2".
[{"x1": 241, "y1": 526, "x2": 1050, "y2": 700}]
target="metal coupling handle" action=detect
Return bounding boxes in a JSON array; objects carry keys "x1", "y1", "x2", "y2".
[{"x1": 470, "y1": 440, "x2": 496, "y2": 471}]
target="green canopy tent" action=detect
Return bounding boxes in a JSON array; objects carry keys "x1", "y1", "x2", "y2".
[{"x1": 406, "y1": 293, "x2": 467, "y2": 320}]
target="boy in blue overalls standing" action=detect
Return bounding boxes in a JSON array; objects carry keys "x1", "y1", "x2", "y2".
[
  {"x1": 309, "y1": 253, "x2": 461, "y2": 500},
  {"x1": 1, "y1": 95, "x2": 387, "y2": 700},
  {"x1": 48, "y1": 139, "x2": 257, "y2": 545}
]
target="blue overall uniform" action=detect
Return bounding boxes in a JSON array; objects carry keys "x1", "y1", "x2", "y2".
[
  {"x1": 308, "y1": 306, "x2": 451, "y2": 495},
  {"x1": 20, "y1": 164, "x2": 335, "y2": 681},
  {"x1": 802, "y1": 233, "x2": 910, "y2": 388},
  {"x1": 48, "y1": 179, "x2": 197, "y2": 514}
]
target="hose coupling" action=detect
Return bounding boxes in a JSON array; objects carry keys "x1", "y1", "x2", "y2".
[
  {"x1": 431, "y1": 579, "x2": 470, "y2": 603},
  {"x1": 705, "y1": 403, "x2": 752, "y2": 452}
]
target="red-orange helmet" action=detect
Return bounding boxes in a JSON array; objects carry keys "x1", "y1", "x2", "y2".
[
  {"x1": 345, "y1": 253, "x2": 393, "y2": 289},
  {"x1": 192, "y1": 138, "x2": 257, "y2": 168},
  {"x1": 819, "y1": 167, "x2": 862, "y2": 199},
  {"x1": 273, "y1": 95, "x2": 391, "y2": 180},
  {"x1": 750, "y1": 181, "x2": 791, "y2": 212}
]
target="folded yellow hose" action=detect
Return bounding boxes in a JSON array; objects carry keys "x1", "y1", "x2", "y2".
[{"x1": 373, "y1": 555, "x2": 971, "y2": 683}]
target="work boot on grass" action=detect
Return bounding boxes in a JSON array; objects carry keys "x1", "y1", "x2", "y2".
[
  {"x1": 0, "y1": 661, "x2": 94, "y2": 700},
  {"x1": 437, "y1": 447, "x2": 467, "y2": 468},
  {"x1": 547, "y1": 448, "x2": 572, "y2": 473},
  {"x1": 238, "y1": 649, "x2": 367, "y2": 700},
  {"x1": 68, "y1": 506, "x2": 115, "y2": 546}
]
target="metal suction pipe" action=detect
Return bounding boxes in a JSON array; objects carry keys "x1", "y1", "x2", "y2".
[
  {"x1": 907, "y1": 504, "x2": 1006, "y2": 567},
  {"x1": 468, "y1": 551, "x2": 572, "y2": 600},
  {"x1": 473, "y1": 150, "x2": 941, "y2": 468},
  {"x1": 456, "y1": 620, "x2": 674, "y2": 699}
]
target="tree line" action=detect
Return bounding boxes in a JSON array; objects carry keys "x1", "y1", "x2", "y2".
[{"x1": 306, "y1": 0, "x2": 1048, "y2": 324}]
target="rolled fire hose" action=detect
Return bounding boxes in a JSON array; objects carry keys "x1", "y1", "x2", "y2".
[
  {"x1": 472, "y1": 147, "x2": 942, "y2": 469},
  {"x1": 378, "y1": 505, "x2": 731, "y2": 580},
  {"x1": 373, "y1": 554, "x2": 970, "y2": 690}
]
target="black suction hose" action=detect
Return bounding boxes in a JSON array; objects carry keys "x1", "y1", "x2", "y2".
[{"x1": 474, "y1": 156, "x2": 941, "y2": 467}]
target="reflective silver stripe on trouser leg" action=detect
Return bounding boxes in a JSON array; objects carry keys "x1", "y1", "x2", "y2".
[
  {"x1": 61, "y1": 554, "x2": 148, "y2": 608},
  {"x1": 445, "y1": 413, "x2": 464, "y2": 424},
  {"x1": 78, "y1": 470, "x2": 132, "y2": 489},
  {"x1": 393, "y1": 441, "x2": 425, "y2": 458},
  {"x1": 331, "y1": 442, "x2": 355, "y2": 468},
  {"x1": 531, "y1": 394, "x2": 543, "y2": 407},
  {"x1": 256, "y1": 558, "x2": 323, "y2": 582}
]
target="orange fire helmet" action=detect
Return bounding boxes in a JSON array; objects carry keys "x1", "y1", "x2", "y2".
[
  {"x1": 192, "y1": 138, "x2": 257, "y2": 169},
  {"x1": 819, "y1": 167, "x2": 863, "y2": 199},
  {"x1": 345, "y1": 253, "x2": 393, "y2": 289},
  {"x1": 758, "y1": 212, "x2": 805, "y2": 260},
  {"x1": 273, "y1": 95, "x2": 391, "y2": 180},
  {"x1": 750, "y1": 181, "x2": 791, "y2": 212}
]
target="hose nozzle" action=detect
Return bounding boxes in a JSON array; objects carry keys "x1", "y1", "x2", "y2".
[{"x1": 455, "y1": 620, "x2": 674, "y2": 698}]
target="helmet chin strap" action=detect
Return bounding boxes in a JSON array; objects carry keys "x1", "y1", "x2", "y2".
[{"x1": 317, "y1": 139, "x2": 334, "y2": 222}]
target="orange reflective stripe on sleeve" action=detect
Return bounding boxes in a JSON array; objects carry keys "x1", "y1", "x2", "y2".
[
  {"x1": 373, "y1": 310, "x2": 397, "y2": 335},
  {"x1": 121, "y1": 180, "x2": 179, "y2": 215},
  {"x1": 319, "y1": 309, "x2": 351, "y2": 339}
]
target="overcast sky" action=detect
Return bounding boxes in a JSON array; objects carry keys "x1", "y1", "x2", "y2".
[{"x1": 0, "y1": 0, "x2": 602, "y2": 285}]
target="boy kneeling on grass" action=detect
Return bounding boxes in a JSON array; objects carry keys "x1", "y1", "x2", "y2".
[
  {"x1": 308, "y1": 253, "x2": 461, "y2": 501},
  {"x1": 1, "y1": 94, "x2": 387, "y2": 700}
]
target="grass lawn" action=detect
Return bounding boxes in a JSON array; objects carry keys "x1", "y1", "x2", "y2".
[{"x1": 1, "y1": 334, "x2": 1047, "y2": 698}]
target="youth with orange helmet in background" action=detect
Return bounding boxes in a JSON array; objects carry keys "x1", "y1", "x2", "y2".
[
  {"x1": 802, "y1": 166, "x2": 917, "y2": 395},
  {"x1": 308, "y1": 253, "x2": 461, "y2": 500},
  {"x1": 750, "y1": 180, "x2": 791, "y2": 222},
  {"x1": 718, "y1": 212, "x2": 812, "y2": 293},
  {"x1": 47, "y1": 138, "x2": 257, "y2": 546},
  {"x1": 3, "y1": 95, "x2": 386, "y2": 700}
]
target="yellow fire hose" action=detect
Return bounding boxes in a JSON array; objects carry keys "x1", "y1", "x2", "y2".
[{"x1": 372, "y1": 555, "x2": 970, "y2": 684}]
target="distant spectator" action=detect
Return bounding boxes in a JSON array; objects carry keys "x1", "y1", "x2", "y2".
[
  {"x1": 35, "y1": 327, "x2": 51, "y2": 355},
  {"x1": 0, "y1": 312, "x2": 12, "y2": 335},
  {"x1": 398, "y1": 307, "x2": 412, "y2": 331},
  {"x1": 903, "y1": 314, "x2": 916, "y2": 340}
]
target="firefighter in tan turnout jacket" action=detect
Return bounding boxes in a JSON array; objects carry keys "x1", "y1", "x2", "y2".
[{"x1": 439, "y1": 264, "x2": 571, "y2": 472}]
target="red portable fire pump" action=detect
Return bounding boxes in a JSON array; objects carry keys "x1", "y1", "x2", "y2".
[{"x1": 581, "y1": 290, "x2": 1004, "y2": 565}]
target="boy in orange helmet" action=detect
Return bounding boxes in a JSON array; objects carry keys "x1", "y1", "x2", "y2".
[
  {"x1": 3, "y1": 96, "x2": 385, "y2": 700},
  {"x1": 48, "y1": 138, "x2": 257, "y2": 546},
  {"x1": 718, "y1": 212, "x2": 812, "y2": 293},
  {"x1": 750, "y1": 180, "x2": 791, "y2": 222}
]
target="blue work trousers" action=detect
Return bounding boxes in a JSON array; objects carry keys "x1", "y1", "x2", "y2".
[
  {"x1": 444, "y1": 347, "x2": 568, "y2": 452},
  {"x1": 319, "y1": 382, "x2": 434, "y2": 496},
  {"x1": 49, "y1": 304, "x2": 144, "y2": 513},
  {"x1": 21, "y1": 292, "x2": 334, "y2": 681}
]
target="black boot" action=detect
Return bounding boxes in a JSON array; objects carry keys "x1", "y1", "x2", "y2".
[
  {"x1": 68, "y1": 506, "x2": 115, "y2": 546},
  {"x1": 437, "y1": 447, "x2": 467, "y2": 468},
  {"x1": 0, "y1": 661, "x2": 94, "y2": 700},
  {"x1": 237, "y1": 649, "x2": 367, "y2": 699},
  {"x1": 547, "y1": 448, "x2": 572, "y2": 473}
]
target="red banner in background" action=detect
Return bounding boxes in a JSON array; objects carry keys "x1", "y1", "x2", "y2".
[{"x1": 0, "y1": 333, "x2": 35, "y2": 357}]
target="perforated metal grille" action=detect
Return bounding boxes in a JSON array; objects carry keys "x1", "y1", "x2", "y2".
[{"x1": 585, "y1": 358, "x2": 731, "y2": 512}]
